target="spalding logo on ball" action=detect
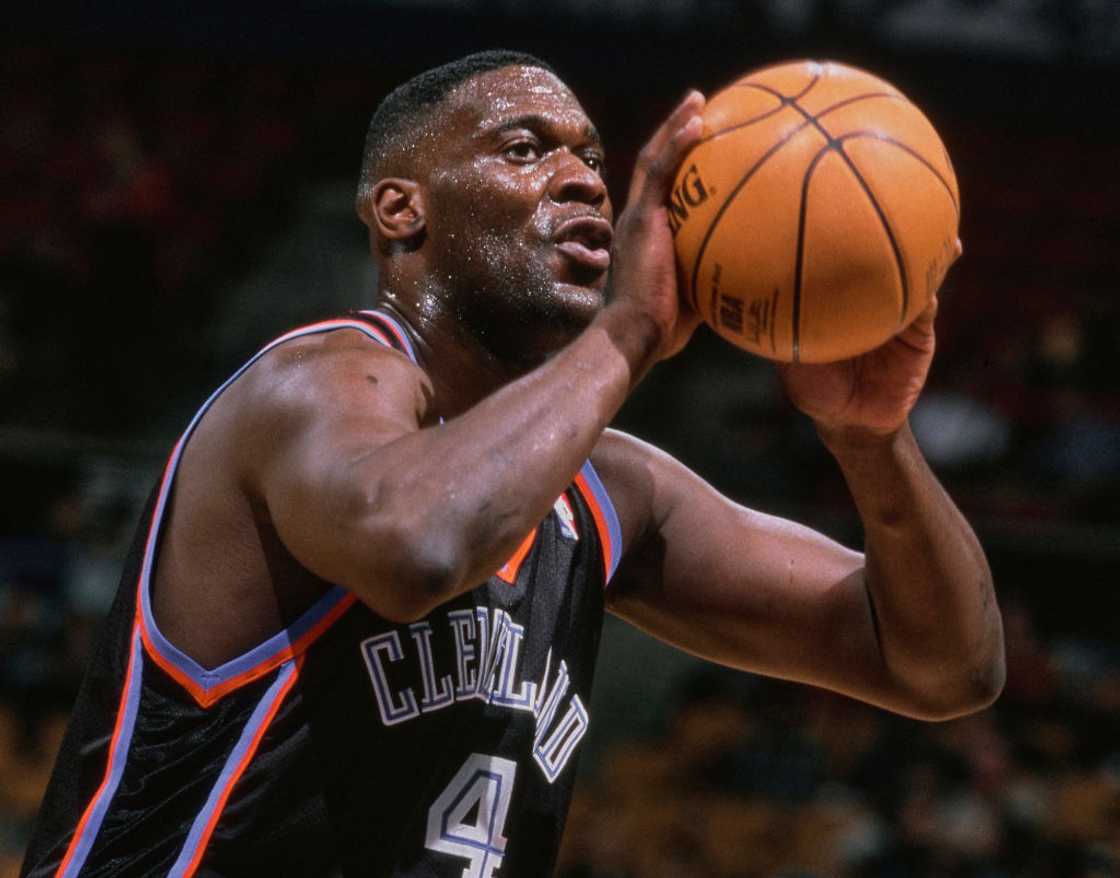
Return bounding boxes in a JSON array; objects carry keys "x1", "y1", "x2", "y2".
[{"x1": 671, "y1": 60, "x2": 961, "y2": 364}]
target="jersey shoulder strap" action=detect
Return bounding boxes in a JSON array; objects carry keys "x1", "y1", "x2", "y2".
[{"x1": 351, "y1": 308, "x2": 420, "y2": 364}]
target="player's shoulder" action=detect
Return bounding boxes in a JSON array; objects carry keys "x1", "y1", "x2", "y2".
[
  {"x1": 264, "y1": 321, "x2": 422, "y2": 380},
  {"x1": 242, "y1": 321, "x2": 431, "y2": 420},
  {"x1": 592, "y1": 427, "x2": 681, "y2": 475},
  {"x1": 193, "y1": 321, "x2": 434, "y2": 481},
  {"x1": 592, "y1": 428, "x2": 655, "y2": 471}
]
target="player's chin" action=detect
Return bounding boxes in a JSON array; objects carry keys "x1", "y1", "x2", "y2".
[
  {"x1": 549, "y1": 252, "x2": 610, "y2": 295},
  {"x1": 546, "y1": 281, "x2": 606, "y2": 327}
]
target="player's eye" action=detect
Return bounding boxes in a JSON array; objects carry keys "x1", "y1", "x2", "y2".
[
  {"x1": 581, "y1": 153, "x2": 605, "y2": 174},
  {"x1": 503, "y1": 140, "x2": 541, "y2": 163}
]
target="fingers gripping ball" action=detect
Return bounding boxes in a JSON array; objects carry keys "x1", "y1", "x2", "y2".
[{"x1": 671, "y1": 60, "x2": 961, "y2": 363}]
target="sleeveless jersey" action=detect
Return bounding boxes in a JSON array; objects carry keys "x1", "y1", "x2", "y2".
[{"x1": 22, "y1": 310, "x2": 623, "y2": 878}]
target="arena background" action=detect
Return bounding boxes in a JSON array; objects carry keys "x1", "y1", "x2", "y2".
[{"x1": 2, "y1": 1, "x2": 1118, "y2": 875}]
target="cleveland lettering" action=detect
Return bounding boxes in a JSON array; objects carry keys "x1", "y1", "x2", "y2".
[{"x1": 360, "y1": 608, "x2": 590, "y2": 782}]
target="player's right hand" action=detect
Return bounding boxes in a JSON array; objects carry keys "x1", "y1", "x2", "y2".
[{"x1": 607, "y1": 90, "x2": 706, "y2": 361}]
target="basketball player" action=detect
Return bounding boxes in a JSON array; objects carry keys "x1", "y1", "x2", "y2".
[{"x1": 23, "y1": 51, "x2": 1004, "y2": 877}]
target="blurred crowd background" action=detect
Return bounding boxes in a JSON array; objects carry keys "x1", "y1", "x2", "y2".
[{"x1": 2, "y1": 1, "x2": 1118, "y2": 875}]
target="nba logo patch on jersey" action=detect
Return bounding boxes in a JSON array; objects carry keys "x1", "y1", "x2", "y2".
[{"x1": 554, "y1": 495, "x2": 579, "y2": 541}]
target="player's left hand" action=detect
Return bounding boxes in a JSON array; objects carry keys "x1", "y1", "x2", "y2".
[{"x1": 777, "y1": 296, "x2": 937, "y2": 439}]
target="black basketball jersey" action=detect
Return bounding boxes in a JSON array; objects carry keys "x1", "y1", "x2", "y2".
[{"x1": 22, "y1": 310, "x2": 623, "y2": 878}]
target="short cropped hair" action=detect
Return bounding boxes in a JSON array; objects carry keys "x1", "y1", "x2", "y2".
[{"x1": 356, "y1": 50, "x2": 556, "y2": 205}]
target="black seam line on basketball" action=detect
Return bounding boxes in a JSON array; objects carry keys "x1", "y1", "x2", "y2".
[
  {"x1": 837, "y1": 144, "x2": 910, "y2": 324},
  {"x1": 744, "y1": 87, "x2": 908, "y2": 130},
  {"x1": 688, "y1": 116, "x2": 819, "y2": 317},
  {"x1": 830, "y1": 133, "x2": 929, "y2": 322},
  {"x1": 792, "y1": 144, "x2": 838, "y2": 363},
  {"x1": 815, "y1": 92, "x2": 905, "y2": 121},
  {"x1": 787, "y1": 99, "x2": 911, "y2": 324},
  {"x1": 702, "y1": 81, "x2": 884, "y2": 145},
  {"x1": 732, "y1": 73, "x2": 821, "y2": 104},
  {"x1": 698, "y1": 103, "x2": 788, "y2": 145},
  {"x1": 837, "y1": 132, "x2": 959, "y2": 216}
]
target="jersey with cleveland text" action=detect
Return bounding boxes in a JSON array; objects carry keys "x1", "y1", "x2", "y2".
[{"x1": 22, "y1": 309, "x2": 622, "y2": 878}]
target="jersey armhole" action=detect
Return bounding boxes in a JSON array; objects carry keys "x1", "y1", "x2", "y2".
[
  {"x1": 139, "y1": 317, "x2": 400, "y2": 709},
  {"x1": 573, "y1": 460, "x2": 623, "y2": 587}
]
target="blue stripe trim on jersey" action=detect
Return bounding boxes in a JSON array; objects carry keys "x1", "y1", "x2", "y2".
[
  {"x1": 359, "y1": 309, "x2": 418, "y2": 363},
  {"x1": 139, "y1": 318, "x2": 402, "y2": 698},
  {"x1": 168, "y1": 660, "x2": 299, "y2": 877},
  {"x1": 577, "y1": 460, "x2": 623, "y2": 585},
  {"x1": 61, "y1": 629, "x2": 145, "y2": 878},
  {"x1": 140, "y1": 581, "x2": 347, "y2": 691}
]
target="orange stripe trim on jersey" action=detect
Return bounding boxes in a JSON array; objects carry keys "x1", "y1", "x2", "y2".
[
  {"x1": 133, "y1": 316, "x2": 395, "y2": 711},
  {"x1": 178, "y1": 657, "x2": 302, "y2": 878},
  {"x1": 496, "y1": 526, "x2": 538, "y2": 584},
  {"x1": 55, "y1": 620, "x2": 145, "y2": 878},
  {"x1": 138, "y1": 591, "x2": 357, "y2": 709}
]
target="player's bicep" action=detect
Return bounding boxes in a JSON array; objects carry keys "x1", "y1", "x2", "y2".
[
  {"x1": 262, "y1": 415, "x2": 410, "y2": 589},
  {"x1": 242, "y1": 334, "x2": 429, "y2": 595}
]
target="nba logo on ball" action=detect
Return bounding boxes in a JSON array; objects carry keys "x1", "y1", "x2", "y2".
[{"x1": 672, "y1": 60, "x2": 961, "y2": 364}]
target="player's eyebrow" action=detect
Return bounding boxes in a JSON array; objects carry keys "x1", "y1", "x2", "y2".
[{"x1": 487, "y1": 114, "x2": 603, "y2": 150}]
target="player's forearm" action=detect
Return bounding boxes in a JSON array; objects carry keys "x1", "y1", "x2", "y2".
[
  {"x1": 823, "y1": 423, "x2": 1005, "y2": 718},
  {"x1": 346, "y1": 302, "x2": 660, "y2": 618}
]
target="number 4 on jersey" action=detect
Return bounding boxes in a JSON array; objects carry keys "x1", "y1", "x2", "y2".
[{"x1": 425, "y1": 753, "x2": 518, "y2": 878}]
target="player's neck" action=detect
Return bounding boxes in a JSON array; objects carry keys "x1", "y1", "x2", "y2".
[{"x1": 374, "y1": 292, "x2": 527, "y2": 421}]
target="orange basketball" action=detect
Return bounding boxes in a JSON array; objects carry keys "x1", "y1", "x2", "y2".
[{"x1": 670, "y1": 60, "x2": 961, "y2": 363}]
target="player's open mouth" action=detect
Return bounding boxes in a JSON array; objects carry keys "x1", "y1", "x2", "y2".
[{"x1": 553, "y1": 216, "x2": 612, "y2": 273}]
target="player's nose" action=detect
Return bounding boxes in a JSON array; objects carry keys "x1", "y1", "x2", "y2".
[{"x1": 546, "y1": 151, "x2": 607, "y2": 209}]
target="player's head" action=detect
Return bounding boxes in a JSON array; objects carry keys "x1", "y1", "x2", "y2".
[
  {"x1": 356, "y1": 50, "x2": 612, "y2": 365},
  {"x1": 357, "y1": 51, "x2": 558, "y2": 205}
]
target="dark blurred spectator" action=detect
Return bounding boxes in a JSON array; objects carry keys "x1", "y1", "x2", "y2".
[{"x1": 559, "y1": 596, "x2": 1120, "y2": 878}]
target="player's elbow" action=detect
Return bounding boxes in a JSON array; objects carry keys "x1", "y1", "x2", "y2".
[
  {"x1": 348, "y1": 554, "x2": 462, "y2": 624},
  {"x1": 898, "y1": 649, "x2": 1006, "y2": 722},
  {"x1": 968, "y1": 644, "x2": 1008, "y2": 711},
  {"x1": 972, "y1": 652, "x2": 1007, "y2": 711},
  {"x1": 350, "y1": 517, "x2": 469, "y2": 623}
]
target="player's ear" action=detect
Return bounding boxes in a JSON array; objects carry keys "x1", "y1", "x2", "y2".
[{"x1": 361, "y1": 178, "x2": 426, "y2": 244}]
